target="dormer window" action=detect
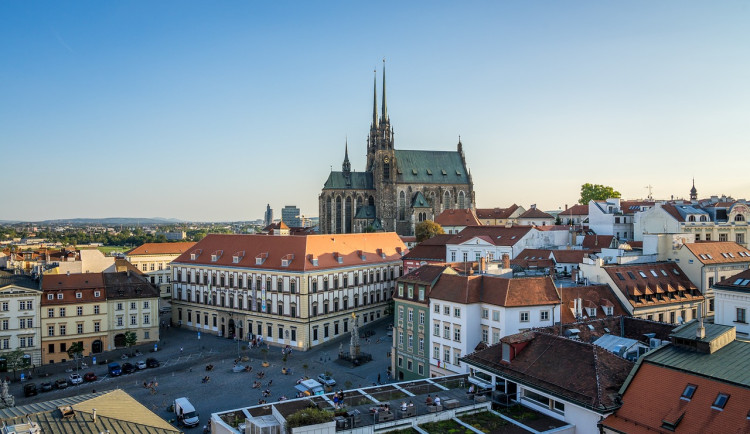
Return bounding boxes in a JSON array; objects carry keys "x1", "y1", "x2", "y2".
[
  {"x1": 232, "y1": 251, "x2": 245, "y2": 264},
  {"x1": 587, "y1": 307, "x2": 597, "y2": 317},
  {"x1": 211, "y1": 250, "x2": 223, "y2": 262},
  {"x1": 190, "y1": 249, "x2": 202, "y2": 260},
  {"x1": 76, "y1": 292, "x2": 82, "y2": 299},
  {"x1": 57, "y1": 294, "x2": 63, "y2": 300},
  {"x1": 256, "y1": 252, "x2": 268, "y2": 265},
  {"x1": 281, "y1": 254, "x2": 294, "y2": 267}
]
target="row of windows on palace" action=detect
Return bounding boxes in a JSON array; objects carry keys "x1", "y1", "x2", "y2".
[
  {"x1": 175, "y1": 286, "x2": 391, "y2": 317},
  {"x1": 137, "y1": 262, "x2": 171, "y2": 272},
  {"x1": 172, "y1": 266, "x2": 402, "y2": 293},
  {"x1": 45, "y1": 314, "x2": 150, "y2": 337},
  {"x1": 176, "y1": 308, "x2": 383, "y2": 342}
]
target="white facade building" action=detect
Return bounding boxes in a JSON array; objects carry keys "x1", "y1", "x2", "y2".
[
  {"x1": 713, "y1": 269, "x2": 750, "y2": 337},
  {"x1": 0, "y1": 271, "x2": 42, "y2": 367},
  {"x1": 588, "y1": 199, "x2": 653, "y2": 241}
]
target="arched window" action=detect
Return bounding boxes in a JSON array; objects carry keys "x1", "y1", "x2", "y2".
[
  {"x1": 399, "y1": 191, "x2": 406, "y2": 220},
  {"x1": 345, "y1": 196, "x2": 353, "y2": 232},
  {"x1": 335, "y1": 196, "x2": 343, "y2": 234},
  {"x1": 266, "y1": 278, "x2": 272, "y2": 291},
  {"x1": 688, "y1": 215, "x2": 696, "y2": 222},
  {"x1": 368, "y1": 195, "x2": 375, "y2": 207},
  {"x1": 443, "y1": 190, "x2": 451, "y2": 211},
  {"x1": 312, "y1": 302, "x2": 319, "y2": 316},
  {"x1": 700, "y1": 215, "x2": 708, "y2": 222},
  {"x1": 458, "y1": 191, "x2": 465, "y2": 209},
  {"x1": 736, "y1": 214, "x2": 745, "y2": 222},
  {"x1": 326, "y1": 196, "x2": 333, "y2": 233},
  {"x1": 290, "y1": 303, "x2": 297, "y2": 318}
]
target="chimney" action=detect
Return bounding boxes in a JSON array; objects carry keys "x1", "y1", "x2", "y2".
[
  {"x1": 93, "y1": 408, "x2": 97, "y2": 423},
  {"x1": 480, "y1": 256, "x2": 486, "y2": 274},
  {"x1": 502, "y1": 253, "x2": 510, "y2": 269},
  {"x1": 66, "y1": 271, "x2": 70, "y2": 276},
  {"x1": 565, "y1": 204, "x2": 568, "y2": 210},
  {"x1": 697, "y1": 308, "x2": 705, "y2": 339},
  {"x1": 127, "y1": 270, "x2": 131, "y2": 277}
]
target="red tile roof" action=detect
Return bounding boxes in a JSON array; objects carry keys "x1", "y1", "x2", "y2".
[
  {"x1": 41, "y1": 273, "x2": 106, "y2": 305},
  {"x1": 127, "y1": 242, "x2": 197, "y2": 256},
  {"x1": 475, "y1": 205, "x2": 520, "y2": 220},
  {"x1": 517, "y1": 208, "x2": 554, "y2": 220},
  {"x1": 604, "y1": 263, "x2": 701, "y2": 308},
  {"x1": 551, "y1": 249, "x2": 593, "y2": 264},
  {"x1": 661, "y1": 204, "x2": 686, "y2": 222},
  {"x1": 511, "y1": 249, "x2": 554, "y2": 269},
  {"x1": 559, "y1": 204, "x2": 589, "y2": 216},
  {"x1": 173, "y1": 233, "x2": 405, "y2": 272},
  {"x1": 559, "y1": 285, "x2": 629, "y2": 324},
  {"x1": 402, "y1": 234, "x2": 452, "y2": 262},
  {"x1": 103, "y1": 272, "x2": 160, "y2": 299},
  {"x1": 448, "y1": 226, "x2": 534, "y2": 247},
  {"x1": 714, "y1": 268, "x2": 750, "y2": 291},
  {"x1": 429, "y1": 274, "x2": 559, "y2": 307},
  {"x1": 602, "y1": 362, "x2": 750, "y2": 433},
  {"x1": 463, "y1": 332, "x2": 633, "y2": 412},
  {"x1": 582, "y1": 234, "x2": 615, "y2": 250},
  {"x1": 434, "y1": 208, "x2": 481, "y2": 227},
  {"x1": 681, "y1": 241, "x2": 750, "y2": 265}
]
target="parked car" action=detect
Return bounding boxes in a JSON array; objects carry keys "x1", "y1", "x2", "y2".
[
  {"x1": 40, "y1": 382, "x2": 53, "y2": 392},
  {"x1": 83, "y1": 372, "x2": 98, "y2": 382},
  {"x1": 23, "y1": 383, "x2": 38, "y2": 397},
  {"x1": 146, "y1": 358, "x2": 160, "y2": 368},
  {"x1": 121, "y1": 363, "x2": 136, "y2": 374},
  {"x1": 136, "y1": 360, "x2": 147, "y2": 370},
  {"x1": 317, "y1": 374, "x2": 336, "y2": 387},
  {"x1": 54, "y1": 378, "x2": 69, "y2": 389},
  {"x1": 68, "y1": 373, "x2": 83, "y2": 385}
]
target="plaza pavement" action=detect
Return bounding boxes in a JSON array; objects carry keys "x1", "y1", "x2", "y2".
[{"x1": 9, "y1": 314, "x2": 396, "y2": 430}]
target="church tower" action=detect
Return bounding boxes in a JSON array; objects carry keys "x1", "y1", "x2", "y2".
[
  {"x1": 368, "y1": 60, "x2": 397, "y2": 232},
  {"x1": 690, "y1": 179, "x2": 697, "y2": 201}
]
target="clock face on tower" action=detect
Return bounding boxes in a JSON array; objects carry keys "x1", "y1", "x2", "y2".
[{"x1": 383, "y1": 157, "x2": 389, "y2": 163}]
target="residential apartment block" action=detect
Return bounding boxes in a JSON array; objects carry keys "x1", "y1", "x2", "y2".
[
  {"x1": 0, "y1": 271, "x2": 41, "y2": 367},
  {"x1": 589, "y1": 198, "x2": 654, "y2": 241},
  {"x1": 170, "y1": 233, "x2": 405, "y2": 350},
  {"x1": 713, "y1": 269, "x2": 750, "y2": 337},
  {"x1": 126, "y1": 242, "x2": 196, "y2": 298},
  {"x1": 103, "y1": 272, "x2": 159, "y2": 347}
]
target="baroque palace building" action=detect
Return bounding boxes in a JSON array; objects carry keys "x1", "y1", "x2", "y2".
[
  {"x1": 170, "y1": 232, "x2": 405, "y2": 350},
  {"x1": 320, "y1": 64, "x2": 475, "y2": 236}
]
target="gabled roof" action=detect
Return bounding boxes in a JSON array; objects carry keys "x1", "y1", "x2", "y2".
[
  {"x1": 173, "y1": 233, "x2": 405, "y2": 272},
  {"x1": 551, "y1": 249, "x2": 593, "y2": 264},
  {"x1": 448, "y1": 226, "x2": 534, "y2": 247},
  {"x1": 463, "y1": 332, "x2": 633, "y2": 412},
  {"x1": 604, "y1": 262, "x2": 701, "y2": 308},
  {"x1": 681, "y1": 241, "x2": 750, "y2": 265},
  {"x1": 429, "y1": 274, "x2": 559, "y2": 307},
  {"x1": 354, "y1": 205, "x2": 377, "y2": 219},
  {"x1": 322, "y1": 171, "x2": 374, "y2": 190},
  {"x1": 127, "y1": 241, "x2": 197, "y2": 256},
  {"x1": 399, "y1": 264, "x2": 449, "y2": 285},
  {"x1": 581, "y1": 234, "x2": 615, "y2": 250},
  {"x1": 559, "y1": 204, "x2": 589, "y2": 216},
  {"x1": 475, "y1": 205, "x2": 521, "y2": 220},
  {"x1": 411, "y1": 191, "x2": 429, "y2": 208},
  {"x1": 434, "y1": 208, "x2": 480, "y2": 227},
  {"x1": 518, "y1": 208, "x2": 554, "y2": 220},
  {"x1": 394, "y1": 150, "x2": 469, "y2": 185},
  {"x1": 511, "y1": 249, "x2": 554, "y2": 269}
]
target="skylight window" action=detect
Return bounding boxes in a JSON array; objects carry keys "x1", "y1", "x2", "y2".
[
  {"x1": 735, "y1": 279, "x2": 745, "y2": 285},
  {"x1": 616, "y1": 272, "x2": 625, "y2": 281},
  {"x1": 728, "y1": 252, "x2": 735, "y2": 258},
  {"x1": 639, "y1": 271, "x2": 647, "y2": 278},
  {"x1": 673, "y1": 269, "x2": 680, "y2": 275},
  {"x1": 661, "y1": 270, "x2": 668, "y2": 276},
  {"x1": 650, "y1": 270, "x2": 658, "y2": 277},
  {"x1": 742, "y1": 279, "x2": 750, "y2": 286},
  {"x1": 627, "y1": 271, "x2": 636, "y2": 279},
  {"x1": 712, "y1": 393, "x2": 729, "y2": 410},
  {"x1": 699, "y1": 254, "x2": 707, "y2": 260},
  {"x1": 706, "y1": 254, "x2": 714, "y2": 259},
  {"x1": 681, "y1": 384, "x2": 697, "y2": 400}
]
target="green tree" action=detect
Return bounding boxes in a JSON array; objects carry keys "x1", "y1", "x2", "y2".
[
  {"x1": 2, "y1": 348, "x2": 28, "y2": 379},
  {"x1": 415, "y1": 220, "x2": 445, "y2": 242},
  {"x1": 124, "y1": 331, "x2": 138, "y2": 349},
  {"x1": 578, "y1": 183, "x2": 621, "y2": 205},
  {"x1": 67, "y1": 341, "x2": 84, "y2": 360}
]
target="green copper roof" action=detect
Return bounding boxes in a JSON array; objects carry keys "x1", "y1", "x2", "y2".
[
  {"x1": 323, "y1": 171, "x2": 374, "y2": 190},
  {"x1": 645, "y1": 340, "x2": 750, "y2": 387},
  {"x1": 371, "y1": 218, "x2": 383, "y2": 230},
  {"x1": 394, "y1": 150, "x2": 469, "y2": 184},
  {"x1": 412, "y1": 191, "x2": 429, "y2": 208},
  {"x1": 355, "y1": 205, "x2": 377, "y2": 219}
]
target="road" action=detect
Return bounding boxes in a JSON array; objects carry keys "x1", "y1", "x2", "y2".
[{"x1": 11, "y1": 317, "x2": 395, "y2": 431}]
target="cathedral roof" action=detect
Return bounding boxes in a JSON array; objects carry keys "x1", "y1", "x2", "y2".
[
  {"x1": 322, "y1": 171, "x2": 374, "y2": 190},
  {"x1": 354, "y1": 205, "x2": 377, "y2": 219},
  {"x1": 394, "y1": 150, "x2": 469, "y2": 185}
]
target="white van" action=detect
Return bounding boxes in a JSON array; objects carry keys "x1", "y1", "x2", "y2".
[
  {"x1": 174, "y1": 397, "x2": 200, "y2": 428},
  {"x1": 295, "y1": 379, "x2": 325, "y2": 396}
]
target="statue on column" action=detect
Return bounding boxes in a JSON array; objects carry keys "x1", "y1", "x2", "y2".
[
  {"x1": 350, "y1": 312, "x2": 360, "y2": 358},
  {"x1": 0, "y1": 379, "x2": 14, "y2": 408}
]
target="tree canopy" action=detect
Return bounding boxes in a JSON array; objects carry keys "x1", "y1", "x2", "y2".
[
  {"x1": 125, "y1": 331, "x2": 138, "y2": 348},
  {"x1": 67, "y1": 341, "x2": 84, "y2": 360},
  {"x1": 1, "y1": 349, "x2": 29, "y2": 378},
  {"x1": 416, "y1": 220, "x2": 445, "y2": 243},
  {"x1": 579, "y1": 183, "x2": 621, "y2": 205}
]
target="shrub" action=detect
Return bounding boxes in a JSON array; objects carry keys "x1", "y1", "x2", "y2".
[{"x1": 285, "y1": 407, "x2": 334, "y2": 429}]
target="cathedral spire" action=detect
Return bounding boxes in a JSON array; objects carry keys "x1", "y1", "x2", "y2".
[
  {"x1": 381, "y1": 58, "x2": 388, "y2": 120},
  {"x1": 343, "y1": 138, "x2": 351, "y2": 175},
  {"x1": 690, "y1": 178, "x2": 697, "y2": 201},
  {"x1": 372, "y1": 69, "x2": 378, "y2": 128}
]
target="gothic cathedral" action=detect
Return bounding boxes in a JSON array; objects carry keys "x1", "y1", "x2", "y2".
[{"x1": 319, "y1": 64, "x2": 475, "y2": 236}]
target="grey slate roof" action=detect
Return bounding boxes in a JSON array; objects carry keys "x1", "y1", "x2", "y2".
[
  {"x1": 645, "y1": 340, "x2": 750, "y2": 387},
  {"x1": 354, "y1": 205, "x2": 377, "y2": 219},
  {"x1": 322, "y1": 171, "x2": 374, "y2": 190},
  {"x1": 0, "y1": 270, "x2": 40, "y2": 291},
  {"x1": 394, "y1": 150, "x2": 469, "y2": 184}
]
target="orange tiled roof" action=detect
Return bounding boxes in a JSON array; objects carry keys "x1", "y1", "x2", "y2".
[
  {"x1": 41, "y1": 273, "x2": 106, "y2": 305},
  {"x1": 559, "y1": 204, "x2": 589, "y2": 216},
  {"x1": 429, "y1": 274, "x2": 559, "y2": 307},
  {"x1": 434, "y1": 208, "x2": 481, "y2": 227},
  {"x1": 173, "y1": 233, "x2": 405, "y2": 272},
  {"x1": 127, "y1": 242, "x2": 197, "y2": 256},
  {"x1": 448, "y1": 226, "x2": 534, "y2": 247},
  {"x1": 605, "y1": 263, "x2": 701, "y2": 308},
  {"x1": 475, "y1": 205, "x2": 520, "y2": 220},
  {"x1": 602, "y1": 362, "x2": 750, "y2": 433},
  {"x1": 682, "y1": 241, "x2": 750, "y2": 265},
  {"x1": 518, "y1": 208, "x2": 554, "y2": 220},
  {"x1": 559, "y1": 285, "x2": 629, "y2": 323},
  {"x1": 582, "y1": 234, "x2": 614, "y2": 250}
]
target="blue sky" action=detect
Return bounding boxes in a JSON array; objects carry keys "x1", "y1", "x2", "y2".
[{"x1": 2, "y1": 1, "x2": 748, "y2": 221}]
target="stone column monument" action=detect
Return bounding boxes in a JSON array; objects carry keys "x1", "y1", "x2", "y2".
[{"x1": 349, "y1": 312, "x2": 360, "y2": 359}]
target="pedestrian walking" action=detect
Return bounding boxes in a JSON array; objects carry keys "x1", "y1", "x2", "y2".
[
  {"x1": 377, "y1": 373, "x2": 381, "y2": 384},
  {"x1": 180, "y1": 347, "x2": 184, "y2": 354}
]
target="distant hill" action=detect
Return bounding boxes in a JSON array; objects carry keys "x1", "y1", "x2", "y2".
[{"x1": 33, "y1": 217, "x2": 184, "y2": 225}]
